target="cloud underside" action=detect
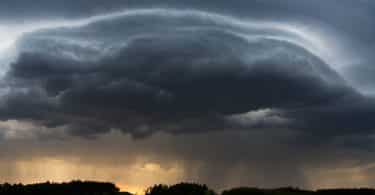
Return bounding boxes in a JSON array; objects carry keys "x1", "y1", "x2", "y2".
[{"x1": 1, "y1": 11, "x2": 374, "y2": 139}]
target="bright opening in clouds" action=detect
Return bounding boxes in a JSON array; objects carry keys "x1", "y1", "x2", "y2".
[{"x1": 0, "y1": 29, "x2": 16, "y2": 53}]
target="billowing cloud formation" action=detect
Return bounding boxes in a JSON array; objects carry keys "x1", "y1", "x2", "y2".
[
  {"x1": 0, "y1": 8, "x2": 373, "y2": 139},
  {"x1": 1, "y1": 1, "x2": 375, "y2": 192}
]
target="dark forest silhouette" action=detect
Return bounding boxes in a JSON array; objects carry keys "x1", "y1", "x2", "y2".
[
  {"x1": 2, "y1": 181, "x2": 375, "y2": 195},
  {"x1": 0, "y1": 181, "x2": 119, "y2": 195}
]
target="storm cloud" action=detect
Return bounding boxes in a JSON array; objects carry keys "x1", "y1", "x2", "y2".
[
  {"x1": 0, "y1": 8, "x2": 371, "y2": 139},
  {"x1": 1, "y1": 1, "x2": 375, "y2": 192}
]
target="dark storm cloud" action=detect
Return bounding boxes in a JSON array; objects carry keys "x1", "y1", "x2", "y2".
[
  {"x1": 3, "y1": 0, "x2": 375, "y2": 93},
  {"x1": 1, "y1": 1, "x2": 375, "y2": 191},
  {"x1": 1, "y1": 8, "x2": 374, "y2": 139}
]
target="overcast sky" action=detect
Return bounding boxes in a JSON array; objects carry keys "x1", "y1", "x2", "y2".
[{"x1": 1, "y1": 0, "x2": 375, "y2": 193}]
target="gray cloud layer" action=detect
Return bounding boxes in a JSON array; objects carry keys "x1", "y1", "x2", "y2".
[{"x1": 0, "y1": 9, "x2": 373, "y2": 139}]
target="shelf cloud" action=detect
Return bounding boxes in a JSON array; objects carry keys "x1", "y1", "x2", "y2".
[
  {"x1": 1, "y1": 8, "x2": 373, "y2": 138},
  {"x1": 1, "y1": 1, "x2": 375, "y2": 191}
]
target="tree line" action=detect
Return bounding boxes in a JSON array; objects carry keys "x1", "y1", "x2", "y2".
[
  {"x1": 0, "y1": 181, "x2": 120, "y2": 195},
  {"x1": 146, "y1": 184, "x2": 375, "y2": 195},
  {"x1": 2, "y1": 181, "x2": 375, "y2": 195}
]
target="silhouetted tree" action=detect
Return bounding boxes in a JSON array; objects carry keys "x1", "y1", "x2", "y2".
[
  {"x1": 222, "y1": 187, "x2": 375, "y2": 195},
  {"x1": 0, "y1": 180, "x2": 121, "y2": 195},
  {"x1": 222, "y1": 187, "x2": 266, "y2": 195},
  {"x1": 146, "y1": 183, "x2": 216, "y2": 195},
  {"x1": 317, "y1": 188, "x2": 375, "y2": 195},
  {"x1": 146, "y1": 184, "x2": 170, "y2": 195},
  {"x1": 3, "y1": 181, "x2": 375, "y2": 195}
]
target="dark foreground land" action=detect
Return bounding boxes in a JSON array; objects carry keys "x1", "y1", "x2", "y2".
[{"x1": 1, "y1": 181, "x2": 375, "y2": 195}]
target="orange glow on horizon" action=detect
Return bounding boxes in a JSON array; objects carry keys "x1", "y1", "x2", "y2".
[
  {"x1": 0, "y1": 157, "x2": 184, "y2": 195},
  {"x1": 117, "y1": 183, "x2": 146, "y2": 195}
]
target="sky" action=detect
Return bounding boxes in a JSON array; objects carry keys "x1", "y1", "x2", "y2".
[{"x1": 1, "y1": 0, "x2": 375, "y2": 193}]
